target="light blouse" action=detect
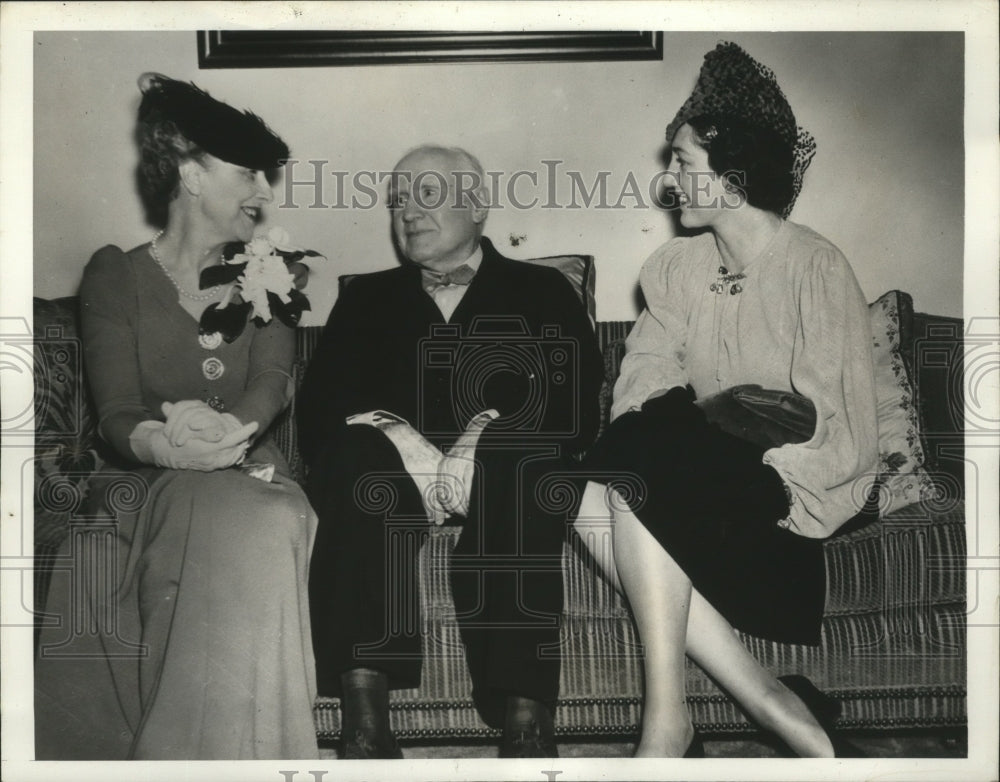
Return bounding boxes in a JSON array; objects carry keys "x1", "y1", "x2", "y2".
[{"x1": 613, "y1": 220, "x2": 878, "y2": 538}]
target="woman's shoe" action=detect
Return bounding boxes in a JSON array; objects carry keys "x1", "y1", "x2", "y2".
[
  {"x1": 777, "y1": 675, "x2": 864, "y2": 758},
  {"x1": 684, "y1": 730, "x2": 705, "y2": 758}
]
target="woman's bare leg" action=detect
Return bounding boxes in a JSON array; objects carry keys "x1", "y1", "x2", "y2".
[
  {"x1": 609, "y1": 493, "x2": 694, "y2": 757},
  {"x1": 575, "y1": 482, "x2": 693, "y2": 755},
  {"x1": 573, "y1": 482, "x2": 834, "y2": 757},
  {"x1": 684, "y1": 589, "x2": 834, "y2": 757},
  {"x1": 572, "y1": 482, "x2": 621, "y2": 593}
]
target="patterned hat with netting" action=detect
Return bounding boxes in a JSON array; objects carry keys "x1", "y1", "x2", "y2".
[{"x1": 665, "y1": 41, "x2": 817, "y2": 217}]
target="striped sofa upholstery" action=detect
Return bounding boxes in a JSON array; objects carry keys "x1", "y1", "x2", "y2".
[
  {"x1": 288, "y1": 314, "x2": 967, "y2": 741},
  {"x1": 32, "y1": 291, "x2": 966, "y2": 742}
]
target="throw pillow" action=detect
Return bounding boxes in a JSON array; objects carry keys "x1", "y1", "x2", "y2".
[
  {"x1": 869, "y1": 290, "x2": 937, "y2": 515},
  {"x1": 523, "y1": 254, "x2": 597, "y2": 328}
]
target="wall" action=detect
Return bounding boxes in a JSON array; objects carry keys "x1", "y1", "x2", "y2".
[{"x1": 33, "y1": 30, "x2": 963, "y2": 322}]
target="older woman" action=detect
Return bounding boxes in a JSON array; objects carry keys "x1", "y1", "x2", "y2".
[
  {"x1": 35, "y1": 74, "x2": 318, "y2": 759},
  {"x1": 574, "y1": 42, "x2": 878, "y2": 757}
]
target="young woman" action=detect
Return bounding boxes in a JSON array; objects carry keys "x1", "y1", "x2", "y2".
[{"x1": 575, "y1": 42, "x2": 878, "y2": 758}]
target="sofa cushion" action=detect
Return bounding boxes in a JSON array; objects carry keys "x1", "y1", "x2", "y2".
[
  {"x1": 869, "y1": 290, "x2": 937, "y2": 515},
  {"x1": 519, "y1": 253, "x2": 596, "y2": 328}
]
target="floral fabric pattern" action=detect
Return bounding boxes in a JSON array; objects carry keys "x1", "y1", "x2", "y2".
[{"x1": 869, "y1": 290, "x2": 937, "y2": 514}]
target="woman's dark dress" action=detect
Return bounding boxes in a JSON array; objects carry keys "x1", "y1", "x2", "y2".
[{"x1": 34, "y1": 245, "x2": 319, "y2": 759}]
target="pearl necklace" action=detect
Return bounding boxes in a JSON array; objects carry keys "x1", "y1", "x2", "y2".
[{"x1": 150, "y1": 230, "x2": 222, "y2": 302}]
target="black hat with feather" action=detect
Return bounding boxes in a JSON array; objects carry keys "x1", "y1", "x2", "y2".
[{"x1": 138, "y1": 72, "x2": 289, "y2": 170}]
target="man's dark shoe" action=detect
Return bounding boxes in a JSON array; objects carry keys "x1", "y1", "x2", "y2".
[
  {"x1": 341, "y1": 728, "x2": 403, "y2": 760},
  {"x1": 499, "y1": 720, "x2": 559, "y2": 759}
]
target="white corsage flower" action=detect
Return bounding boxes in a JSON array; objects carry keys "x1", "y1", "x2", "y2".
[
  {"x1": 198, "y1": 227, "x2": 316, "y2": 342},
  {"x1": 247, "y1": 236, "x2": 273, "y2": 258},
  {"x1": 266, "y1": 225, "x2": 300, "y2": 252},
  {"x1": 238, "y1": 255, "x2": 296, "y2": 322}
]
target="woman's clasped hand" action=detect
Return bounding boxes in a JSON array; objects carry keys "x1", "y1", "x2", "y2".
[{"x1": 129, "y1": 401, "x2": 259, "y2": 471}]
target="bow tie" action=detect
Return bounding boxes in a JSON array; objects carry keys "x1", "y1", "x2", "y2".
[{"x1": 421, "y1": 264, "x2": 477, "y2": 294}]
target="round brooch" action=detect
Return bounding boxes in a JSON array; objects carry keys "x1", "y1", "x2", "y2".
[
  {"x1": 205, "y1": 395, "x2": 226, "y2": 412},
  {"x1": 198, "y1": 331, "x2": 223, "y2": 350},
  {"x1": 201, "y1": 357, "x2": 225, "y2": 381}
]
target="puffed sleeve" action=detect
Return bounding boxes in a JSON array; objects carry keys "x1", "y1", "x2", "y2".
[
  {"x1": 79, "y1": 246, "x2": 149, "y2": 461},
  {"x1": 611, "y1": 239, "x2": 691, "y2": 421},
  {"x1": 763, "y1": 247, "x2": 879, "y2": 538},
  {"x1": 228, "y1": 317, "x2": 294, "y2": 433}
]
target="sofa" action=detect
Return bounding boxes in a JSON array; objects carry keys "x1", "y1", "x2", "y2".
[{"x1": 31, "y1": 257, "x2": 966, "y2": 746}]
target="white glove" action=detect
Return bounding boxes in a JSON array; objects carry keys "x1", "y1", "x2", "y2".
[
  {"x1": 161, "y1": 400, "x2": 253, "y2": 446},
  {"x1": 161, "y1": 400, "x2": 223, "y2": 445},
  {"x1": 346, "y1": 408, "x2": 498, "y2": 524},
  {"x1": 129, "y1": 417, "x2": 258, "y2": 471},
  {"x1": 437, "y1": 409, "x2": 499, "y2": 517},
  {"x1": 346, "y1": 410, "x2": 450, "y2": 524}
]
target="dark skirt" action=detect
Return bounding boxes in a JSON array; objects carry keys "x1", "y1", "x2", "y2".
[{"x1": 583, "y1": 393, "x2": 827, "y2": 645}]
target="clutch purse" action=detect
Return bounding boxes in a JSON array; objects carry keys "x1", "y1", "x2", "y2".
[{"x1": 695, "y1": 384, "x2": 816, "y2": 449}]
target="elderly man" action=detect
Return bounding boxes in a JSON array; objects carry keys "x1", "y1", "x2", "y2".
[{"x1": 298, "y1": 145, "x2": 602, "y2": 758}]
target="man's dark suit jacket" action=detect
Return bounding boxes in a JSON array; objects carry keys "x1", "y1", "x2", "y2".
[
  {"x1": 297, "y1": 236, "x2": 602, "y2": 723},
  {"x1": 298, "y1": 237, "x2": 602, "y2": 464}
]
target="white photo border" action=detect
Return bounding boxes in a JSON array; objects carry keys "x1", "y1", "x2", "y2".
[{"x1": 2, "y1": 2, "x2": 997, "y2": 781}]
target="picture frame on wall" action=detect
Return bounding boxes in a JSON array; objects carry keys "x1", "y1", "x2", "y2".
[{"x1": 197, "y1": 30, "x2": 664, "y2": 68}]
